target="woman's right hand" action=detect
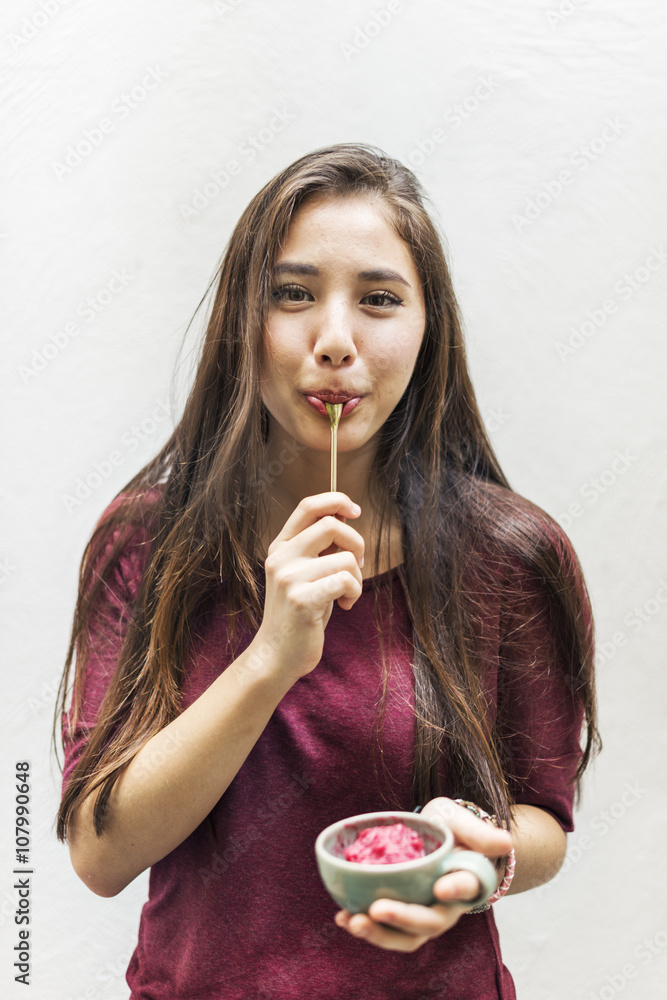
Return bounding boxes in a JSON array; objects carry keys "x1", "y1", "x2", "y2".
[{"x1": 251, "y1": 492, "x2": 365, "y2": 683}]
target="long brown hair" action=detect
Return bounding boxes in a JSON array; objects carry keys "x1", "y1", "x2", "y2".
[{"x1": 54, "y1": 142, "x2": 600, "y2": 843}]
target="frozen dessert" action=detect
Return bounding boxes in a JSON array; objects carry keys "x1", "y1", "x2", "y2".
[{"x1": 344, "y1": 823, "x2": 427, "y2": 864}]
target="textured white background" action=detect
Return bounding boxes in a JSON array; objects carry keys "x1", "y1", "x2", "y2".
[{"x1": 1, "y1": 1, "x2": 666, "y2": 998}]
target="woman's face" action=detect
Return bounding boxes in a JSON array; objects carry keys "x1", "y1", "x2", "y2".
[{"x1": 260, "y1": 193, "x2": 426, "y2": 457}]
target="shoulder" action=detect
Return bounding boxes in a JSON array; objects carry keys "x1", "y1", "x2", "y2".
[
  {"x1": 463, "y1": 487, "x2": 593, "y2": 684},
  {"x1": 87, "y1": 484, "x2": 164, "y2": 603},
  {"x1": 458, "y1": 480, "x2": 593, "y2": 649},
  {"x1": 470, "y1": 479, "x2": 588, "y2": 587}
]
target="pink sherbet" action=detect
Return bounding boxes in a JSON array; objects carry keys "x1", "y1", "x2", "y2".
[{"x1": 344, "y1": 823, "x2": 426, "y2": 864}]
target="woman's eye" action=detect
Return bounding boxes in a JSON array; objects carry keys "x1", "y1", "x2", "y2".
[
  {"x1": 271, "y1": 284, "x2": 311, "y2": 303},
  {"x1": 270, "y1": 286, "x2": 403, "y2": 308},
  {"x1": 363, "y1": 291, "x2": 403, "y2": 308}
]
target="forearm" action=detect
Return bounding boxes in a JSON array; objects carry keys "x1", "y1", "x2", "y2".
[
  {"x1": 503, "y1": 804, "x2": 567, "y2": 895},
  {"x1": 68, "y1": 644, "x2": 293, "y2": 898}
]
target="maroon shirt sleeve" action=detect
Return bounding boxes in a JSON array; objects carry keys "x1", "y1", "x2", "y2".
[
  {"x1": 61, "y1": 506, "x2": 149, "y2": 797},
  {"x1": 496, "y1": 531, "x2": 590, "y2": 833}
]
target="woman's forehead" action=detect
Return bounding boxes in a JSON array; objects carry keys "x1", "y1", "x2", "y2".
[{"x1": 277, "y1": 194, "x2": 418, "y2": 276}]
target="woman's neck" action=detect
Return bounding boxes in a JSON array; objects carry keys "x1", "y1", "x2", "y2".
[
  {"x1": 258, "y1": 489, "x2": 403, "y2": 578},
  {"x1": 262, "y1": 432, "x2": 376, "y2": 511},
  {"x1": 258, "y1": 428, "x2": 403, "y2": 575}
]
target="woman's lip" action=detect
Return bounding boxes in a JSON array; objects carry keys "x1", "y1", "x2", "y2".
[{"x1": 304, "y1": 395, "x2": 362, "y2": 418}]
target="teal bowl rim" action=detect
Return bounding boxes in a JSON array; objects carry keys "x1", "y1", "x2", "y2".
[{"x1": 314, "y1": 810, "x2": 453, "y2": 873}]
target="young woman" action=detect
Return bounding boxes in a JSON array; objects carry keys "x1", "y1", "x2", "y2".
[{"x1": 54, "y1": 143, "x2": 600, "y2": 999}]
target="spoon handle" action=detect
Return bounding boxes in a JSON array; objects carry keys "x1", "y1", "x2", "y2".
[
  {"x1": 324, "y1": 402, "x2": 343, "y2": 492},
  {"x1": 330, "y1": 421, "x2": 338, "y2": 492}
]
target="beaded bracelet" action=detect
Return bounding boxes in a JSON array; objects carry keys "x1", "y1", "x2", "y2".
[{"x1": 452, "y1": 799, "x2": 516, "y2": 913}]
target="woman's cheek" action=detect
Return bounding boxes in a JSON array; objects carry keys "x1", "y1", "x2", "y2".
[{"x1": 379, "y1": 341, "x2": 419, "y2": 392}]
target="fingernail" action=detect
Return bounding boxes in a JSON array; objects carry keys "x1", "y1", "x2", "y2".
[
  {"x1": 360, "y1": 555, "x2": 365, "y2": 568},
  {"x1": 351, "y1": 503, "x2": 361, "y2": 514}
]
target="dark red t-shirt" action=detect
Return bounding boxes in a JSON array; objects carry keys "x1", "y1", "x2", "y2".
[{"x1": 62, "y1": 498, "x2": 587, "y2": 1000}]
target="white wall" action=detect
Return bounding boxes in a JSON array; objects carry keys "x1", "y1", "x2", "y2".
[{"x1": 2, "y1": 1, "x2": 666, "y2": 997}]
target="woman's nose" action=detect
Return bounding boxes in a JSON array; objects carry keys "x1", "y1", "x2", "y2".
[{"x1": 313, "y1": 306, "x2": 358, "y2": 365}]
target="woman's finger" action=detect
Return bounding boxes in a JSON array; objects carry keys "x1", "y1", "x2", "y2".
[
  {"x1": 283, "y1": 553, "x2": 363, "y2": 612},
  {"x1": 269, "y1": 492, "x2": 361, "y2": 548},
  {"x1": 275, "y1": 514, "x2": 365, "y2": 567},
  {"x1": 421, "y1": 797, "x2": 513, "y2": 859},
  {"x1": 367, "y1": 898, "x2": 461, "y2": 935},
  {"x1": 335, "y1": 897, "x2": 462, "y2": 953},
  {"x1": 337, "y1": 910, "x2": 432, "y2": 954},
  {"x1": 432, "y1": 870, "x2": 483, "y2": 905},
  {"x1": 272, "y1": 550, "x2": 362, "y2": 586},
  {"x1": 286, "y1": 569, "x2": 363, "y2": 618}
]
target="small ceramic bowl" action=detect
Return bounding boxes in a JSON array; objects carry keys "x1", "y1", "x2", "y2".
[{"x1": 315, "y1": 811, "x2": 497, "y2": 915}]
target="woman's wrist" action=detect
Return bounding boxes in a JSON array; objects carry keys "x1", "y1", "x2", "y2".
[{"x1": 452, "y1": 799, "x2": 516, "y2": 913}]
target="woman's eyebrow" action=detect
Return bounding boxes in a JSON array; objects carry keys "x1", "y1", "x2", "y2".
[
  {"x1": 271, "y1": 261, "x2": 411, "y2": 288},
  {"x1": 358, "y1": 268, "x2": 411, "y2": 288}
]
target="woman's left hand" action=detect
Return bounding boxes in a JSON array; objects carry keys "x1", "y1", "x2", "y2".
[{"x1": 333, "y1": 797, "x2": 514, "y2": 953}]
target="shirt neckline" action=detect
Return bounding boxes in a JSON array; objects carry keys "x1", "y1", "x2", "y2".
[
  {"x1": 361, "y1": 563, "x2": 403, "y2": 591},
  {"x1": 248, "y1": 560, "x2": 402, "y2": 592}
]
